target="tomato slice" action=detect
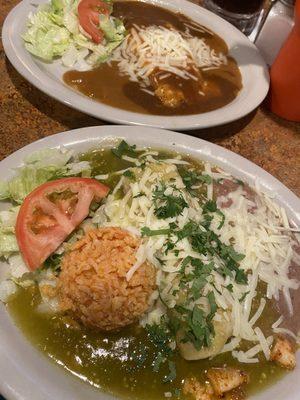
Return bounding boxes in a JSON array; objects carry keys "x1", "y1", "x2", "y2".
[
  {"x1": 15, "y1": 177, "x2": 109, "y2": 271},
  {"x1": 78, "y1": 0, "x2": 111, "y2": 44}
]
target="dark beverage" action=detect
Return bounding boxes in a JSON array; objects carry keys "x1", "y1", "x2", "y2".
[
  {"x1": 211, "y1": 0, "x2": 264, "y2": 14},
  {"x1": 203, "y1": 0, "x2": 265, "y2": 35}
]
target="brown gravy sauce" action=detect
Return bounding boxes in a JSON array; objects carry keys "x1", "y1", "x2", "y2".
[{"x1": 63, "y1": 1, "x2": 243, "y2": 116}]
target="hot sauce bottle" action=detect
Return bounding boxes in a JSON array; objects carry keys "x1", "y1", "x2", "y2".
[{"x1": 269, "y1": 0, "x2": 300, "y2": 121}]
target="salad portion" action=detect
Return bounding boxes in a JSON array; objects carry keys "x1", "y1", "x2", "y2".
[
  {"x1": 0, "y1": 147, "x2": 105, "y2": 280},
  {"x1": 23, "y1": 0, "x2": 126, "y2": 68}
]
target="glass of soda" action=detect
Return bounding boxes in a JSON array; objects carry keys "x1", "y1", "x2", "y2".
[{"x1": 203, "y1": 0, "x2": 266, "y2": 35}]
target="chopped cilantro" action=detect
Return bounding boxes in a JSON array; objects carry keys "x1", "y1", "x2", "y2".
[
  {"x1": 169, "y1": 222, "x2": 178, "y2": 230},
  {"x1": 163, "y1": 361, "x2": 177, "y2": 383},
  {"x1": 216, "y1": 209, "x2": 225, "y2": 229},
  {"x1": 199, "y1": 174, "x2": 212, "y2": 184},
  {"x1": 175, "y1": 220, "x2": 248, "y2": 285},
  {"x1": 111, "y1": 140, "x2": 137, "y2": 158},
  {"x1": 174, "y1": 304, "x2": 189, "y2": 315},
  {"x1": 130, "y1": 348, "x2": 148, "y2": 369},
  {"x1": 201, "y1": 200, "x2": 225, "y2": 230},
  {"x1": 133, "y1": 192, "x2": 145, "y2": 198},
  {"x1": 43, "y1": 253, "x2": 62, "y2": 274},
  {"x1": 153, "y1": 183, "x2": 188, "y2": 219},
  {"x1": 227, "y1": 247, "x2": 245, "y2": 262},
  {"x1": 168, "y1": 315, "x2": 181, "y2": 334},
  {"x1": 155, "y1": 256, "x2": 166, "y2": 266},
  {"x1": 202, "y1": 200, "x2": 218, "y2": 213},
  {"x1": 141, "y1": 227, "x2": 171, "y2": 237},
  {"x1": 235, "y1": 179, "x2": 244, "y2": 186},
  {"x1": 226, "y1": 284, "x2": 233, "y2": 292},
  {"x1": 152, "y1": 352, "x2": 165, "y2": 372},
  {"x1": 164, "y1": 238, "x2": 176, "y2": 254},
  {"x1": 179, "y1": 168, "x2": 212, "y2": 196},
  {"x1": 191, "y1": 277, "x2": 208, "y2": 300},
  {"x1": 176, "y1": 221, "x2": 199, "y2": 241},
  {"x1": 207, "y1": 291, "x2": 217, "y2": 319},
  {"x1": 184, "y1": 305, "x2": 214, "y2": 350},
  {"x1": 239, "y1": 291, "x2": 250, "y2": 303},
  {"x1": 179, "y1": 256, "x2": 192, "y2": 273},
  {"x1": 201, "y1": 213, "x2": 214, "y2": 230},
  {"x1": 145, "y1": 322, "x2": 173, "y2": 356},
  {"x1": 235, "y1": 269, "x2": 248, "y2": 284},
  {"x1": 123, "y1": 170, "x2": 135, "y2": 179}
]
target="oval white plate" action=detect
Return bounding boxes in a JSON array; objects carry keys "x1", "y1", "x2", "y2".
[
  {"x1": 2, "y1": 0, "x2": 269, "y2": 131},
  {"x1": 0, "y1": 125, "x2": 299, "y2": 400}
]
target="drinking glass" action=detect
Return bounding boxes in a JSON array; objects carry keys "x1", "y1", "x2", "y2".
[{"x1": 203, "y1": 0, "x2": 266, "y2": 35}]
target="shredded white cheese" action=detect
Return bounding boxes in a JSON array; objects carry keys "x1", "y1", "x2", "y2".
[
  {"x1": 100, "y1": 156, "x2": 300, "y2": 362},
  {"x1": 110, "y1": 25, "x2": 227, "y2": 87}
]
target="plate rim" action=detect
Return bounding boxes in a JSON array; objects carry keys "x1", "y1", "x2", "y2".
[
  {"x1": 2, "y1": 0, "x2": 270, "y2": 131},
  {"x1": 0, "y1": 125, "x2": 299, "y2": 400}
]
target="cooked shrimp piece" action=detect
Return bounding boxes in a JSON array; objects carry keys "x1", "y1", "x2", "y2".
[
  {"x1": 224, "y1": 387, "x2": 246, "y2": 400},
  {"x1": 207, "y1": 368, "x2": 249, "y2": 396},
  {"x1": 154, "y1": 83, "x2": 185, "y2": 108},
  {"x1": 183, "y1": 377, "x2": 215, "y2": 400},
  {"x1": 270, "y1": 336, "x2": 296, "y2": 370}
]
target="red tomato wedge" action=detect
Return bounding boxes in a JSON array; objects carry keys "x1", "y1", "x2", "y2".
[
  {"x1": 15, "y1": 177, "x2": 109, "y2": 271},
  {"x1": 78, "y1": 0, "x2": 111, "y2": 44}
]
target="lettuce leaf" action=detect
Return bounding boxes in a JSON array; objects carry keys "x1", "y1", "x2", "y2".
[
  {"x1": 0, "y1": 207, "x2": 20, "y2": 258},
  {"x1": 23, "y1": 6, "x2": 71, "y2": 60},
  {"x1": 4, "y1": 166, "x2": 59, "y2": 203},
  {"x1": 99, "y1": 15, "x2": 126, "y2": 42},
  {"x1": 22, "y1": 0, "x2": 126, "y2": 68},
  {"x1": 0, "y1": 148, "x2": 92, "y2": 204},
  {"x1": 24, "y1": 147, "x2": 73, "y2": 167},
  {"x1": 51, "y1": 0, "x2": 64, "y2": 13}
]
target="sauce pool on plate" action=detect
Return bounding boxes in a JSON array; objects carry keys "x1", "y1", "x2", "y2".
[
  {"x1": 63, "y1": 1, "x2": 242, "y2": 116},
  {"x1": 6, "y1": 148, "x2": 291, "y2": 400}
]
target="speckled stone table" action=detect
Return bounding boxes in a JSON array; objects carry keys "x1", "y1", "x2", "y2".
[{"x1": 0, "y1": 0, "x2": 299, "y2": 198}]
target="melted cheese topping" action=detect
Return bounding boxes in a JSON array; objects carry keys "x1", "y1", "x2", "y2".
[
  {"x1": 110, "y1": 25, "x2": 227, "y2": 87},
  {"x1": 95, "y1": 155, "x2": 300, "y2": 363}
]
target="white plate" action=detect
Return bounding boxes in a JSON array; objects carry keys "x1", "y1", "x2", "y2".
[
  {"x1": 2, "y1": 0, "x2": 269, "y2": 131},
  {"x1": 0, "y1": 125, "x2": 299, "y2": 400}
]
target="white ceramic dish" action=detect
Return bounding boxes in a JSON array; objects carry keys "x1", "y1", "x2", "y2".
[
  {"x1": 0, "y1": 125, "x2": 299, "y2": 400},
  {"x1": 2, "y1": 0, "x2": 269, "y2": 131}
]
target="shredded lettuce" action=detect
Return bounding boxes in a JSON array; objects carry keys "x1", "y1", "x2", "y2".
[
  {"x1": 60, "y1": 161, "x2": 92, "y2": 177},
  {"x1": 23, "y1": 6, "x2": 71, "y2": 61},
  {"x1": 99, "y1": 15, "x2": 126, "y2": 42},
  {"x1": 0, "y1": 146, "x2": 98, "y2": 298},
  {"x1": 51, "y1": 0, "x2": 64, "y2": 13},
  {"x1": 22, "y1": 0, "x2": 126, "y2": 68},
  {"x1": 0, "y1": 182, "x2": 9, "y2": 201},
  {"x1": 8, "y1": 255, "x2": 29, "y2": 279},
  {"x1": 0, "y1": 146, "x2": 94, "y2": 266},
  {"x1": 24, "y1": 147, "x2": 73, "y2": 167},
  {"x1": 0, "y1": 207, "x2": 20, "y2": 258},
  {"x1": 0, "y1": 148, "x2": 92, "y2": 204},
  {"x1": 0, "y1": 280, "x2": 17, "y2": 303}
]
